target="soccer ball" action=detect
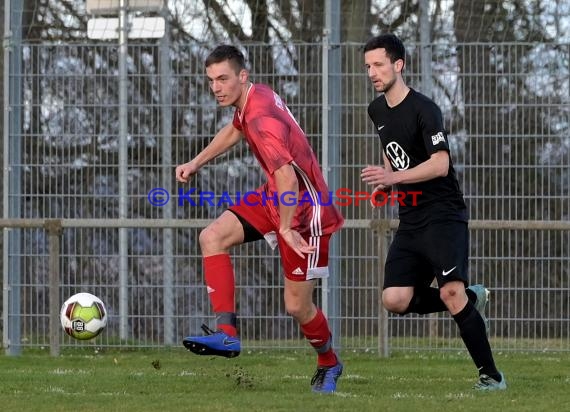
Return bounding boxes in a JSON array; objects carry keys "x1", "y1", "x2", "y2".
[{"x1": 60, "y1": 292, "x2": 107, "y2": 340}]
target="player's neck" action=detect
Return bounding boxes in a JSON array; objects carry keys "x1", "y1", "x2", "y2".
[
  {"x1": 235, "y1": 82, "x2": 253, "y2": 111},
  {"x1": 384, "y1": 80, "x2": 409, "y2": 108}
]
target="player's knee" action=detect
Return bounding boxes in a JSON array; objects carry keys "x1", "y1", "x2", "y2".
[
  {"x1": 284, "y1": 300, "x2": 311, "y2": 322},
  {"x1": 439, "y1": 283, "x2": 463, "y2": 306},
  {"x1": 382, "y1": 293, "x2": 408, "y2": 314},
  {"x1": 198, "y1": 226, "x2": 222, "y2": 254},
  {"x1": 284, "y1": 301, "x2": 302, "y2": 319}
]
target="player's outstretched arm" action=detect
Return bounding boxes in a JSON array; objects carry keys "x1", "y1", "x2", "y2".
[{"x1": 175, "y1": 123, "x2": 242, "y2": 183}]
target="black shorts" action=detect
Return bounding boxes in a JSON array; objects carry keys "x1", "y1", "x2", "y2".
[
  {"x1": 383, "y1": 221, "x2": 469, "y2": 289},
  {"x1": 228, "y1": 209, "x2": 264, "y2": 243}
]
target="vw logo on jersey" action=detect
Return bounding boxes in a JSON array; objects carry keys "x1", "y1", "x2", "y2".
[{"x1": 386, "y1": 141, "x2": 410, "y2": 170}]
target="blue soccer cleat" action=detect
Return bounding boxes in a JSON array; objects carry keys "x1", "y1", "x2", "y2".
[
  {"x1": 310, "y1": 361, "x2": 343, "y2": 393},
  {"x1": 183, "y1": 324, "x2": 241, "y2": 358}
]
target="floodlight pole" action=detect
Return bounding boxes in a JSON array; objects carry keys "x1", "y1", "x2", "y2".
[{"x1": 118, "y1": 0, "x2": 129, "y2": 341}]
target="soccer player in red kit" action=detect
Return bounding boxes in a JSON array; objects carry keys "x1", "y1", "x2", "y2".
[{"x1": 175, "y1": 45, "x2": 344, "y2": 393}]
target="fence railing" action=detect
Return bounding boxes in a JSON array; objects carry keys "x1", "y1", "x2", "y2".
[
  {"x1": 3, "y1": 218, "x2": 568, "y2": 356},
  {"x1": 370, "y1": 219, "x2": 570, "y2": 357}
]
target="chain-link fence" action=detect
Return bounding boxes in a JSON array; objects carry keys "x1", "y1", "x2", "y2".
[{"x1": 3, "y1": 38, "x2": 569, "y2": 354}]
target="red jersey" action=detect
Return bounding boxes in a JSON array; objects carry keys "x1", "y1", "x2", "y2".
[{"x1": 231, "y1": 84, "x2": 344, "y2": 236}]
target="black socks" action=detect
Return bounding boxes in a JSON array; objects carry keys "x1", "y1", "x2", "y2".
[{"x1": 453, "y1": 302, "x2": 501, "y2": 381}]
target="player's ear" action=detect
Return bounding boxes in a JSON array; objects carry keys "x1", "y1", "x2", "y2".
[
  {"x1": 239, "y1": 69, "x2": 248, "y2": 84},
  {"x1": 395, "y1": 59, "x2": 405, "y2": 73}
]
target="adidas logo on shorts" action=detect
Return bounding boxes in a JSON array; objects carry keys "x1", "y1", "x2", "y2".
[{"x1": 292, "y1": 267, "x2": 305, "y2": 276}]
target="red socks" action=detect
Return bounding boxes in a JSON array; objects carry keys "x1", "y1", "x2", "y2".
[
  {"x1": 203, "y1": 254, "x2": 337, "y2": 363},
  {"x1": 301, "y1": 308, "x2": 337, "y2": 367},
  {"x1": 204, "y1": 254, "x2": 237, "y2": 336}
]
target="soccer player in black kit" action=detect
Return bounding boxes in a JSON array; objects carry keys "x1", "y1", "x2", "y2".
[{"x1": 361, "y1": 33, "x2": 506, "y2": 391}]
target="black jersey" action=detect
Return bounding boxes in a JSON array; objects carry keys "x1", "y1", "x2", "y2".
[{"x1": 367, "y1": 88, "x2": 467, "y2": 228}]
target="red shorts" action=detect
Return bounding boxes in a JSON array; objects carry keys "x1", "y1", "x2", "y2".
[{"x1": 229, "y1": 193, "x2": 331, "y2": 281}]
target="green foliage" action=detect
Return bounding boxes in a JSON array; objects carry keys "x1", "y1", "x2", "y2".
[{"x1": 0, "y1": 349, "x2": 568, "y2": 411}]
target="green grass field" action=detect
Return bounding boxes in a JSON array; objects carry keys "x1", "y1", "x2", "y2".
[{"x1": 0, "y1": 348, "x2": 569, "y2": 411}]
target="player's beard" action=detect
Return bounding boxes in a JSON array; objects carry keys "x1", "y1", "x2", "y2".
[{"x1": 378, "y1": 76, "x2": 396, "y2": 93}]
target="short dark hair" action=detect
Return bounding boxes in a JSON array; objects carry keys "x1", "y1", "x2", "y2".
[
  {"x1": 363, "y1": 33, "x2": 406, "y2": 63},
  {"x1": 205, "y1": 45, "x2": 246, "y2": 74}
]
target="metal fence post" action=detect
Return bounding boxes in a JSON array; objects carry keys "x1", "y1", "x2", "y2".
[
  {"x1": 118, "y1": 0, "x2": 129, "y2": 342},
  {"x1": 375, "y1": 219, "x2": 390, "y2": 357},
  {"x1": 4, "y1": 0, "x2": 24, "y2": 357},
  {"x1": 46, "y1": 219, "x2": 62, "y2": 356},
  {"x1": 159, "y1": 8, "x2": 174, "y2": 346},
  {"x1": 322, "y1": 0, "x2": 342, "y2": 351}
]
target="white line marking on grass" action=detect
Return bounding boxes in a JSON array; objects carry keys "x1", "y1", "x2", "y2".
[
  {"x1": 49, "y1": 368, "x2": 90, "y2": 375},
  {"x1": 391, "y1": 392, "x2": 434, "y2": 399},
  {"x1": 344, "y1": 374, "x2": 366, "y2": 380},
  {"x1": 332, "y1": 392, "x2": 358, "y2": 398},
  {"x1": 44, "y1": 386, "x2": 66, "y2": 394},
  {"x1": 283, "y1": 374, "x2": 310, "y2": 380},
  {"x1": 445, "y1": 392, "x2": 474, "y2": 399}
]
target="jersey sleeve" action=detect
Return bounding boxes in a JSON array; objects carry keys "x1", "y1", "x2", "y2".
[
  {"x1": 248, "y1": 116, "x2": 293, "y2": 174},
  {"x1": 419, "y1": 100, "x2": 449, "y2": 155}
]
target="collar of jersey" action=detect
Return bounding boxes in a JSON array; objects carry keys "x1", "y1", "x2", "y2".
[{"x1": 237, "y1": 83, "x2": 254, "y2": 123}]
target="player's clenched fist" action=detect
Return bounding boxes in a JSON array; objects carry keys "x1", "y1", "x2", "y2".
[{"x1": 175, "y1": 162, "x2": 198, "y2": 183}]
